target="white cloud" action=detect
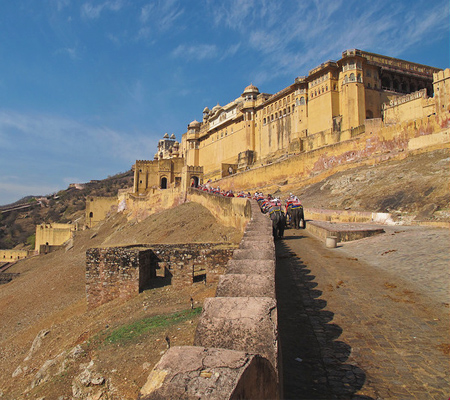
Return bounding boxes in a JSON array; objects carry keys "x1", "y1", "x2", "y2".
[
  {"x1": 137, "y1": 0, "x2": 184, "y2": 38},
  {"x1": 205, "y1": 0, "x2": 448, "y2": 85},
  {"x1": 81, "y1": 0, "x2": 124, "y2": 19},
  {"x1": 172, "y1": 44, "x2": 218, "y2": 60},
  {"x1": 0, "y1": 110, "x2": 154, "y2": 162},
  {"x1": 55, "y1": 46, "x2": 79, "y2": 60}
]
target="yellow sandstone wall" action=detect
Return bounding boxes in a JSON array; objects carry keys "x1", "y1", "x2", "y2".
[
  {"x1": 186, "y1": 188, "x2": 251, "y2": 232},
  {"x1": 213, "y1": 113, "x2": 449, "y2": 194},
  {"x1": 35, "y1": 223, "x2": 75, "y2": 252},
  {"x1": 85, "y1": 196, "x2": 118, "y2": 228},
  {"x1": 0, "y1": 249, "x2": 31, "y2": 262}
]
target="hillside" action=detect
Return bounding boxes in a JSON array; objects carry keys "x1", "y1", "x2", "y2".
[
  {"x1": 268, "y1": 148, "x2": 450, "y2": 224},
  {"x1": 0, "y1": 171, "x2": 133, "y2": 250},
  {"x1": 0, "y1": 202, "x2": 242, "y2": 399}
]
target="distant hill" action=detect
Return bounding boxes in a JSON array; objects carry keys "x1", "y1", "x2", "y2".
[{"x1": 0, "y1": 170, "x2": 133, "y2": 250}]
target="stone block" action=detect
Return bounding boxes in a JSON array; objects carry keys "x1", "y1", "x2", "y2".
[
  {"x1": 239, "y1": 240, "x2": 274, "y2": 250},
  {"x1": 232, "y1": 249, "x2": 274, "y2": 260},
  {"x1": 139, "y1": 346, "x2": 278, "y2": 400},
  {"x1": 226, "y1": 259, "x2": 275, "y2": 276},
  {"x1": 194, "y1": 297, "x2": 279, "y2": 373},
  {"x1": 216, "y1": 274, "x2": 275, "y2": 298}
]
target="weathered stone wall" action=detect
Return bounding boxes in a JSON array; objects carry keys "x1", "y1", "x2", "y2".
[
  {"x1": 86, "y1": 246, "x2": 154, "y2": 310},
  {"x1": 139, "y1": 199, "x2": 281, "y2": 399},
  {"x1": 86, "y1": 243, "x2": 235, "y2": 309},
  {"x1": 148, "y1": 244, "x2": 234, "y2": 289}
]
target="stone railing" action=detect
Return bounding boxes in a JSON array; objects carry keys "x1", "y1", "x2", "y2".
[{"x1": 139, "y1": 199, "x2": 281, "y2": 399}]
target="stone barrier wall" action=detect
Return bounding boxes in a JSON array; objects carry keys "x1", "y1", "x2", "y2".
[
  {"x1": 186, "y1": 188, "x2": 252, "y2": 232},
  {"x1": 86, "y1": 243, "x2": 235, "y2": 309},
  {"x1": 148, "y1": 244, "x2": 235, "y2": 289},
  {"x1": 86, "y1": 246, "x2": 154, "y2": 310},
  {"x1": 139, "y1": 199, "x2": 281, "y2": 399}
]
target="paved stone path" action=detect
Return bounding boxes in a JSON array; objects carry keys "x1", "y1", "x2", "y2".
[{"x1": 276, "y1": 226, "x2": 449, "y2": 399}]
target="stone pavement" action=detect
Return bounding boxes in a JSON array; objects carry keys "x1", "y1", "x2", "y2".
[{"x1": 276, "y1": 225, "x2": 449, "y2": 399}]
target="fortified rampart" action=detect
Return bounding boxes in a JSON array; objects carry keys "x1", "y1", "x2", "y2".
[
  {"x1": 0, "y1": 249, "x2": 33, "y2": 262},
  {"x1": 139, "y1": 199, "x2": 281, "y2": 399},
  {"x1": 35, "y1": 223, "x2": 76, "y2": 254},
  {"x1": 86, "y1": 243, "x2": 235, "y2": 310},
  {"x1": 85, "y1": 196, "x2": 118, "y2": 228},
  {"x1": 186, "y1": 188, "x2": 251, "y2": 231},
  {"x1": 214, "y1": 112, "x2": 449, "y2": 194}
]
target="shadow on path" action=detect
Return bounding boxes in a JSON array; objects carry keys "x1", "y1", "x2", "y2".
[{"x1": 276, "y1": 237, "x2": 373, "y2": 399}]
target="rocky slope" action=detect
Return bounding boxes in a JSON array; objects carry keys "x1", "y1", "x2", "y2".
[{"x1": 280, "y1": 148, "x2": 449, "y2": 224}]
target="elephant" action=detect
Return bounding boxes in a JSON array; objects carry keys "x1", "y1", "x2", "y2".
[
  {"x1": 287, "y1": 204, "x2": 306, "y2": 229},
  {"x1": 269, "y1": 206, "x2": 286, "y2": 239}
]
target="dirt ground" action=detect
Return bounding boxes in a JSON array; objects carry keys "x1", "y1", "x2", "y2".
[{"x1": 0, "y1": 202, "x2": 242, "y2": 400}]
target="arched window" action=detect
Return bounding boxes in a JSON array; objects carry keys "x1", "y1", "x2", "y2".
[
  {"x1": 161, "y1": 177, "x2": 168, "y2": 189},
  {"x1": 349, "y1": 73, "x2": 355, "y2": 82},
  {"x1": 344, "y1": 75, "x2": 348, "y2": 84},
  {"x1": 300, "y1": 97, "x2": 305, "y2": 105},
  {"x1": 263, "y1": 117, "x2": 266, "y2": 124},
  {"x1": 89, "y1": 212, "x2": 93, "y2": 218}
]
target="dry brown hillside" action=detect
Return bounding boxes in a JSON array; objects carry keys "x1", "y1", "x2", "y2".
[
  {"x1": 0, "y1": 202, "x2": 242, "y2": 400},
  {"x1": 272, "y1": 148, "x2": 450, "y2": 224}
]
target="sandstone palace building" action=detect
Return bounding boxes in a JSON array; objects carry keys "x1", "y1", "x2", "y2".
[{"x1": 132, "y1": 49, "x2": 447, "y2": 196}]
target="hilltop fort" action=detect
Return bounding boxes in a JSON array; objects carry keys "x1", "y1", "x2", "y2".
[{"x1": 83, "y1": 48, "x2": 449, "y2": 225}]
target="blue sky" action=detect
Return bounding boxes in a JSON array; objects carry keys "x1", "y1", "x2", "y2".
[{"x1": 0, "y1": 0, "x2": 448, "y2": 205}]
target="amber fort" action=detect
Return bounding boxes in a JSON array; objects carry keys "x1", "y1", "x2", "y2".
[
  {"x1": 130, "y1": 49, "x2": 447, "y2": 192},
  {"x1": 5, "y1": 48, "x2": 448, "y2": 255}
]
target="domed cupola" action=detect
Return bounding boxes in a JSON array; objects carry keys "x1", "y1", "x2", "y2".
[
  {"x1": 188, "y1": 120, "x2": 201, "y2": 129},
  {"x1": 242, "y1": 83, "x2": 259, "y2": 100}
]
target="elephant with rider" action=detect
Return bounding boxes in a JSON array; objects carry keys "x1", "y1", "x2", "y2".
[
  {"x1": 269, "y1": 205, "x2": 286, "y2": 239},
  {"x1": 287, "y1": 203, "x2": 306, "y2": 229}
]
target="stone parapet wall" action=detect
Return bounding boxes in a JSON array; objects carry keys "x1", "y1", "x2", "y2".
[
  {"x1": 187, "y1": 188, "x2": 251, "y2": 232},
  {"x1": 139, "y1": 199, "x2": 281, "y2": 399},
  {"x1": 305, "y1": 207, "x2": 394, "y2": 224}
]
